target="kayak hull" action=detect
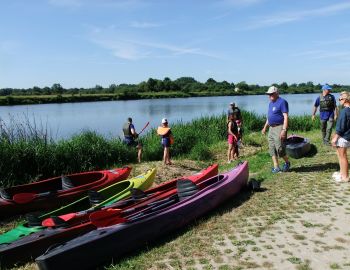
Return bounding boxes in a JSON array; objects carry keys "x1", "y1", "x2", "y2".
[
  {"x1": 0, "y1": 167, "x2": 132, "y2": 218},
  {"x1": 0, "y1": 165, "x2": 218, "y2": 267},
  {"x1": 35, "y1": 162, "x2": 248, "y2": 270}
]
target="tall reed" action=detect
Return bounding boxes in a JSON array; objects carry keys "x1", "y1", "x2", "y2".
[{"x1": 0, "y1": 111, "x2": 321, "y2": 186}]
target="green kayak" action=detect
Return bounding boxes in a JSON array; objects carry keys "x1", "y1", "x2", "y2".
[{"x1": 0, "y1": 168, "x2": 156, "y2": 244}]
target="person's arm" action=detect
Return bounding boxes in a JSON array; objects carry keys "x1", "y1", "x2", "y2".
[
  {"x1": 228, "y1": 121, "x2": 234, "y2": 136},
  {"x1": 280, "y1": 112, "x2": 288, "y2": 140},
  {"x1": 130, "y1": 126, "x2": 138, "y2": 138},
  {"x1": 261, "y1": 119, "x2": 269, "y2": 135},
  {"x1": 334, "y1": 97, "x2": 338, "y2": 120},
  {"x1": 311, "y1": 106, "x2": 318, "y2": 121}
]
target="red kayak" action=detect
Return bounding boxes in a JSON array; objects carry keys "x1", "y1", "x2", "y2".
[
  {"x1": 0, "y1": 167, "x2": 132, "y2": 218},
  {"x1": 0, "y1": 164, "x2": 218, "y2": 267}
]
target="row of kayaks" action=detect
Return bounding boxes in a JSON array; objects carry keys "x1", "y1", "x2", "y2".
[{"x1": 0, "y1": 162, "x2": 249, "y2": 269}]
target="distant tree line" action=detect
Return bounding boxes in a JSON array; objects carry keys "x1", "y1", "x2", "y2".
[{"x1": 1, "y1": 77, "x2": 349, "y2": 99}]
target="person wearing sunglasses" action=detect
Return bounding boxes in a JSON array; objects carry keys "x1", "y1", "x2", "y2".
[
  {"x1": 262, "y1": 86, "x2": 290, "y2": 173},
  {"x1": 312, "y1": 84, "x2": 338, "y2": 145},
  {"x1": 331, "y1": 92, "x2": 350, "y2": 183}
]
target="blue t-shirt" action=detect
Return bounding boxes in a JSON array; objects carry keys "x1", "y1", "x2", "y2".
[
  {"x1": 336, "y1": 107, "x2": 350, "y2": 141},
  {"x1": 314, "y1": 95, "x2": 336, "y2": 121},
  {"x1": 267, "y1": 97, "x2": 289, "y2": 126}
]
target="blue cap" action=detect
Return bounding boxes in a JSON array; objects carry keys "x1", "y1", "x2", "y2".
[{"x1": 322, "y1": 84, "x2": 332, "y2": 91}]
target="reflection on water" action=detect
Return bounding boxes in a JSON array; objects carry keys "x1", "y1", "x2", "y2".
[{"x1": 0, "y1": 93, "x2": 340, "y2": 139}]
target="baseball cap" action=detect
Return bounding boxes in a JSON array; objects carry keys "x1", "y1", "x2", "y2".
[
  {"x1": 266, "y1": 86, "x2": 278, "y2": 94},
  {"x1": 161, "y1": 118, "x2": 168, "y2": 124},
  {"x1": 322, "y1": 84, "x2": 332, "y2": 91}
]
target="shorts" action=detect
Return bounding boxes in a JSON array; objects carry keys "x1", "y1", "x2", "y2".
[
  {"x1": 228, "y1": 134, "x2": 237, "y2": 145},
  {"x1": 161, "y1": 137, "x2": 171, "y2": 148},
  {"x1": 123, "y1": 139, "x2": 142, "y2": 148},
  {"x1": 336, "y1": 137, "x2": 350, "y2": 148},
  {"x1": 268, "y1": 125, "x2": 286, "y2": 157}
]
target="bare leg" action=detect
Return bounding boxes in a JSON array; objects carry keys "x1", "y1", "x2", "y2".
[
  {"x1": 272, "y1": 155, "x2": 279, "y2": 168},
  {"x1": 227, "y1": 144, "x2": 233, "y2": 162},
  {"x1": 337, "y1": 147, "x2": 349, "y2": 180}
]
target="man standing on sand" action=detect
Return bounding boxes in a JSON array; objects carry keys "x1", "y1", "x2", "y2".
[
  {"x1": 312, "y1": 84, "x2": 338, "y2": 145},
  {"x1": 261, "y1": 86, "x2": 291, "y2": 173}
]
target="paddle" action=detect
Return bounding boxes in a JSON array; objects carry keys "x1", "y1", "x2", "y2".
[
  {"x1": 41, "y1": 188, "x2": 162, "y2": 227},
  {"x1": 138, "y1": 121, "x2": 150, "y2": 136},
  {"x1": 13, "y1": 191, "x2": 55, "y2": 204},
  {"x1": 90, "y1": 194, "x2": 179, "y2": 228}
]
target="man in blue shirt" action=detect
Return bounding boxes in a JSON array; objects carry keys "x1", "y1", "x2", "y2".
[
  {"x1": 312, "y1": 84, "x2": 338, "y2": 145},
  {"x1": 262, "y1": 86, "x2": 290, "y2": 173}
]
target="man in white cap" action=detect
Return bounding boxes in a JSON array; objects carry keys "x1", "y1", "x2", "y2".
[
  {"x1": 262, "y1": 86, "x2": 290, "y2": 173},
  {"x1": 312, "y1": 84, "x2": 338, "y2": 145}
]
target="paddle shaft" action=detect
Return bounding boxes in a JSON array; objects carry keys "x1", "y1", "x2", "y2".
[{"x1": 138, "y1": 121, "x2": 150, "y2": 135}]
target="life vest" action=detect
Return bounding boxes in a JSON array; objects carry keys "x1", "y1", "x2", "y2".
[
  {"x1": 123, "y1": 123, "x2": 132, "y2": 138},
  {"x1": 320, "y1": 94, "x2": 335, "y2": 112},
  {"x1": 157, "y1": 127, "x2": 171, "y2": 136}
]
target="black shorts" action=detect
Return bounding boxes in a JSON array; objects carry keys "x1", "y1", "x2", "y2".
[{"x1": 123, "y1": 139, "x2": 142, "y2": 148}]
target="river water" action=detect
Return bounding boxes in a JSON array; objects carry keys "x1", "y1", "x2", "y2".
[{"x1": 0, "y1": 93, "x2": 340, "y2": 139}]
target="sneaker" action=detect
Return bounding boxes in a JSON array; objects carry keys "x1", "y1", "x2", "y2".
[
  {"x1": 271, "y1": 167, "x2": 281, "y2": 173},
  {"x1": 332, "y1": 171, "x2": 341, "y2": 179},
  {"x1": 282, "y1": 161, "x2": 291, "y2": 172}
]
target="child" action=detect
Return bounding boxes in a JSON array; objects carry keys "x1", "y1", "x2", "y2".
[{"x1": 227, "y1": 114, "x2": 239, "y2": 163}]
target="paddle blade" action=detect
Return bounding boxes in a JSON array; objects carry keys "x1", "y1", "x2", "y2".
[
  {"x1": 89, "y1": 208, "x2": 125, "y2": 228},
  {"x1": 13, "y1": 193, "x2": 37, "y2": 204},
  {"x1": 42, "y1": 213, "x2": 77, "y2": 227}
]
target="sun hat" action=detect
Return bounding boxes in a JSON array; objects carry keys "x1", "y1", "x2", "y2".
[
  {"x1": 161, "y1": 118, "x2": 168, "y2": 124},
  {"x1": 322, "y1": 84, "x2": 332, "y2": 91},
  {"x1": 266, "y1": 86, "x2": 278, "y2": 94}
]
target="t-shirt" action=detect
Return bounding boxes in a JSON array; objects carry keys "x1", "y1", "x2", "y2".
[
  {"x1": 336, "y1": 107, "x2": 350, "y2": 141},
  {"x1": 314, "y1": 94, "x2": 336, "y2": 121},
  {"x1": 267, "y1": 97, "x2": 289, "y2": 126}
]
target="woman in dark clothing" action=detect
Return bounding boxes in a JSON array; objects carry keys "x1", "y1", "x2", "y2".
[{"x1": 331, "y1": 91, "x2": 350, "y2": 183}]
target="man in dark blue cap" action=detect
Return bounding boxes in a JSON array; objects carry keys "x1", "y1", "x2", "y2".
[{"x1": 312, "y1": 84, "x2": 338, "y2": 145}]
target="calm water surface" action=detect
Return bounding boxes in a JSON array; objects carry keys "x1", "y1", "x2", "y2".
[{"x1": 0, "y1": 93, "x2": 340, "y2": 139}]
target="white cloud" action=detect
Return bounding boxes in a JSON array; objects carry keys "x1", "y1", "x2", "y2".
[
  {"x1": 218, "y1": 0, "x2": 263, "y2": 7},
  {"x1": 48, "y1": 0, "x2": 82, "y2": 8},
  {"x1": 292, "y1": 49, "x2": 350, "y2": 61},
  {"x1": 87, "y1": 26, "x2": 224, "y2": 60},
  {"x1": 48, "y1": 0, "x2": 148, "y2": 9},
  {"x1": 130, "y1": 21, "x2": 161, "y2": 29},
  {"x1": 247, "y1": 2, "x2": 350, "y2": 29}
]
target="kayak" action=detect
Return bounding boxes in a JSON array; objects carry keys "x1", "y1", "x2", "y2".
[
  {"x1": 0, "y1": 164, "x2": 218, "y2": 267},
  {"x1": 35, "y1": 162, "x2": 248, "y2": 270},
  {"x1": 0, "y1": 167, "x2": 132, "y2": 218},
  {"x1": 0, "y1": 168, "x2": 155, "y2": 246},
  {"x1": 286, "y1": 135, "x2": 311, "y2": 159}
]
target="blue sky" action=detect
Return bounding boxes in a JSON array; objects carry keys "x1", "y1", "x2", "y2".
[{"x1": 1, "y1": 0, "x2": 350, "y2": 88}]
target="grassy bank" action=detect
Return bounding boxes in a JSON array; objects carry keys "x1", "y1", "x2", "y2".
[
  {"x1": 0, "y1": 111, "x2": 320, "y2": 187},
  {"x1": 2, "y1": 128, "x2": 348, "y2": 270}
]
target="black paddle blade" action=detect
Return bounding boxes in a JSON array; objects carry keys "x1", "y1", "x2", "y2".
[
  {"x1": 26, "y1": 213, "x2": 43, "y2": 227},
  {"x1": 88, "y1": 190, "x2": 104, "y2": 206},
  {"x1": 0, "y1": 188, "x2": 11, "y2": 200},
  {"x1": 61, "y1": 176, "x2": 74, "y2": 190},
  {"x1": 177, "y1": 179, "x2": 199, "y2": 201},
  {"x1": 130, "y1": 188, "x2": 147, "y2": 200}
]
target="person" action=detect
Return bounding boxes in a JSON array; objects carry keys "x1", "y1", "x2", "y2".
[
  {"x1": 122, "y1": 117, "x2": 142, "y2": 163},
  {"x1": 261, "y1": 86, "x2": 291, "y2": 173},
  {"x1": 228, "y1": 102, "x2": 242, "y2": 122},
  {"x1": 228, "y1": 102, "x2": 243, "y2": 144},
  {"x1": 331, "y1": 91, "x2": 350, "y2": 183},
  {"x1": 157, "y1": 118, "x2": 173, "y2": 165},
  {"x1": 227, "y1": 113, "x2": 239, "y2": 163},
  {"x1": 312, "y1": 84, "x2": 338, "y2": 145}
]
